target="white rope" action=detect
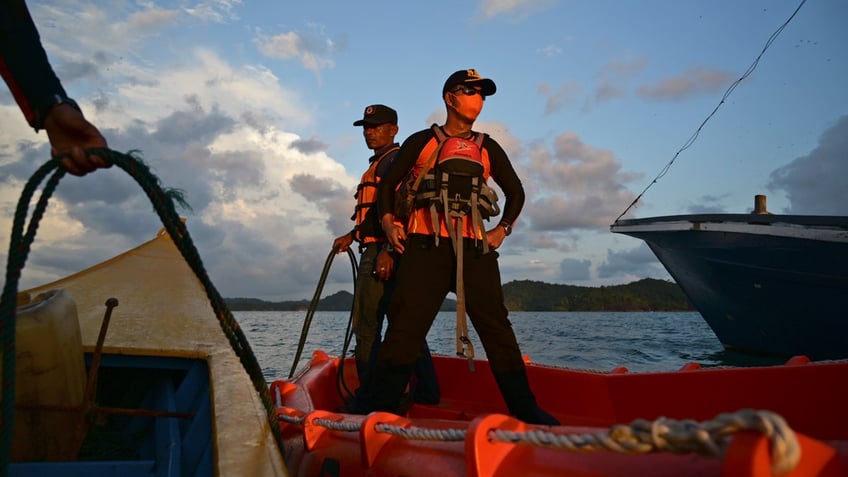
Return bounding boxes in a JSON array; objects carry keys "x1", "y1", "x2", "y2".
[
  {"x1": 313, "y1": 418, "x2": 361, "y2": 432},
  {"x1": 275, "y1": 408, "x2": 800, "y2": 474},
  {"x1": 489, "y1": 409, "x2": 799, "y2": 475},
  {"x1": 375, "y1": 423, "x2": 467, "y2": 442},
  {"x1": 276, "y1": 413, "x2": 305, "y2": 425}
]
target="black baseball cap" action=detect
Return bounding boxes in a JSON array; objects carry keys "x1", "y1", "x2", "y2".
[
  {"x1": 353, "y1": 104, "x2": 398, "y2": 126},
  {"x1": 442, "y1": 69, "x2": 497, "y2": 97}
]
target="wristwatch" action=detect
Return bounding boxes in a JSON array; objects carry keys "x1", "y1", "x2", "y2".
[
  {"x1": 500, "y1": 222, "x2": 512, "y2": 236},
  {"x1": 33, "y1": 93, "x2": 81, "y2": 131}
]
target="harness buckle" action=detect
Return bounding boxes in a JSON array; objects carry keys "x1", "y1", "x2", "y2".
[{"x1": 458, "y1": 336, "x2": 476, "y2": 372}]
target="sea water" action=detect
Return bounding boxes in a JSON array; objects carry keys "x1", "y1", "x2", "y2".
[{"x1": 235, "y1": 311, "x2": 787, "y2": 381}]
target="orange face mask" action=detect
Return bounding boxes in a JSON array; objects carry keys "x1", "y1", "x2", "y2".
[{"x1": 449, "y1": 92, "x2": 484, "y2": 121}]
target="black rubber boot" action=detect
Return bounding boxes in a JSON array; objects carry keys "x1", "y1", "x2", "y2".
[
  {"x1": 355, "y1": 358, "x2": 372, "y2": 395},
  {"x1": 411, "y1": 344, "x2": 440, "y2": 404},
  {"x1": 352, "y1": 364, "x2": 414, "y2": 415},
  {"x1": 492, "y1": 369, "x2": 560, "y2": 425},
  {"x1": 343, "y1": 359, "x2": 373, "y2": 414}
]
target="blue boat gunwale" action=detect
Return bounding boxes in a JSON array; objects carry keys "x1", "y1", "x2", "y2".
[{"x1": 9, "y1": 353, "x2": 214, "y2": 477}]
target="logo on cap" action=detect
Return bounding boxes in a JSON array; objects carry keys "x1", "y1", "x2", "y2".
[
  {"x1": 440, "y1": 137, "x2": 479, "y2": 161},
  {"x1": 453, "y1": 140, "x2": 472, "y2": 151},
  {"x1": 353, "y1": 104, "x2": 398, "y2": 126}
]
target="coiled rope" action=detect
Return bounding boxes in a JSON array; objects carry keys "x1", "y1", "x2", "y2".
[
  {"x1": 0, "y1": 149, "x2": 284, "y2": 472},
  {"x1": 289, "y1": 247, "x2": 355, "y2": 379},
  {"x1": 287, "y1": 245, "x2": 362, "y2": 403}
]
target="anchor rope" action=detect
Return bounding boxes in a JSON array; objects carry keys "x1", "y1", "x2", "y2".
[
  {"x1": 613, "y1": 0, "x2": 807, "y2": 223},
  {"x1": 0, "y1": 149, "x2": 286, "y2": 471}
]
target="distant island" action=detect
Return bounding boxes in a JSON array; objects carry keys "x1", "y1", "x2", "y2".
[{"x1": 225, "y1": 278, "x2": 694, "y2": 312}]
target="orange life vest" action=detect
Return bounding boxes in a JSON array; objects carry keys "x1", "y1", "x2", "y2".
[
  {"x1": 353, "y1": 145, "x2": 399, "y2": 244},
  {"x1": 406, "y1": 127, "x2": 492, "y2": 240}
]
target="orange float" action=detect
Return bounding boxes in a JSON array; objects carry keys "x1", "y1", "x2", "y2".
[{"x1": 272, "y1": 352, "x2": 848, "y2": 476}]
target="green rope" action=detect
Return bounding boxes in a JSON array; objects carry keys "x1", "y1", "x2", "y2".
[
  {"x1": 0, "y1": 149, "x2": 284, "y2": 473},
  {"x1": 288, "y1": 246, "x2": 358, "y2": 381},
  {"x1": 336, "y1": 248, "x2": 360, "y2": 401}
]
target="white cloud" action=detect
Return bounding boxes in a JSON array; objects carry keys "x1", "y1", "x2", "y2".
[
  {"x1": 519, "y1": 131, "x2": 640, "y2": 230},
  {"x1": 1, "y1": 26, "x2": 350, "y2": 301},
  {"x1": 597, "y1": 243, "x2": 668, "y2": 281},
  {"x1": 478, "y1": 0, "x2": 557, "y2": 20},
  {"x1": 636, "y1": 67, "x2": 735, "y2": 102},
  {"x1": 255, "y1": 30, "x2": 336, "y2": 73},
  {"x1": 767, "y1": 115, "x2": 848, "y2": 215},
  {"x1": 127, "y1": 7, "x2": 181, "y2": 31},
  {"x1": 183, "y1": 0, "x2": 242, "y2": 23},
  {"x1": 537, "y1": 44, "x2": 562, "y2": 57},
  {"x1": 33, "y1": 3, "x2": 178, "y2": 63},
  {"x1": 94, "y1": 48, "x2": 307, "y2": 132},
  {"x1": 538, "y1": 81, "x2": 581, "y2": 115}
]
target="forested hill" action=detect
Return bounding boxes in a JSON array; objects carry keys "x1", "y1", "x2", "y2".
[
  {"x1": 502, "y1": 278, "x2": 693, "y2": 311},
  {"x1": 226, "y1": 278, "x2": 693, "y2": 312}
]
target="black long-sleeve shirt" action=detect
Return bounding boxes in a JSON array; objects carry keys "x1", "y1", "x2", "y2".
[
  {"x1": 0, "y1": 0, "x2": 68, "y2": 130},
  {"x1": 377, "y1": 127, "x2": 525, "y2": 228}
]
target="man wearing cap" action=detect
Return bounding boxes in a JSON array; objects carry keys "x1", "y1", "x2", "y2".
[
  {"x1": 366, "y1": 70, "x2": 559, "y2": 425},
  {"x1": 333, "y1": 104, "x2": 439, "y2": 411}
]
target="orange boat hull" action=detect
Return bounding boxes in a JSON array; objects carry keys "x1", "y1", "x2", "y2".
[{"x1": 271, "y1": 351, "x2": 848, "y2": 476}]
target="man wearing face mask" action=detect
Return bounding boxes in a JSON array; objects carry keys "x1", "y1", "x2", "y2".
[{"x1": 363, "y1": 69, "x2": 559, "y2": 425}]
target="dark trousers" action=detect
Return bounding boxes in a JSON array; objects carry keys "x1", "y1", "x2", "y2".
[
  {"x1": 377, "y1": 234, "x2": 526, "y2": 373},
  {"x1": 367, "y1": 234, "x2": 559, "y2": 425},
  {"x1": 351, "y1": 241, "x2": 440, "y2": 408},
  {"x1": 351, "y1": 243, "x2": 390, "y2": 367}
]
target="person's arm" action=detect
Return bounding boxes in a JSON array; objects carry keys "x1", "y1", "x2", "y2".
[
  {"x1": 0, "y1": 0, "x2": 109, "y2": 176},
  {"x1": 376, "y1": 130, "x2": 431, "y2": 253},
  {"x1": 485, "y1": 136, "x2": 525, "y2": 248},
  {"x1": 332, "y1": 231, "x2": 355, "y2": 253},
  {"x1": 1, "y1": 0, "x2": 69, "y2": 129},
  {"x1": 377, "y1": 130, "x2": 430, "y2": 220},
  {"x1": 373, "y1": 247, "x2": 395, "y2": 281}
]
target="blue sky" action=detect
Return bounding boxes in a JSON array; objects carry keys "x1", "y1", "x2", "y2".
[{"x1": 2, "y1": 0, "x2": 846, "y2": 301}]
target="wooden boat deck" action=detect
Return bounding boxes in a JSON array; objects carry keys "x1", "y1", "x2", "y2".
[{"x1": 20, "y1": 228, "x2": 287, "y2": 476}]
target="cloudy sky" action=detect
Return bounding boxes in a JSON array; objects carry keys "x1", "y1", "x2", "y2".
[{"x1": 1, "y1": 0, "x2": 845, "y2": 301}]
